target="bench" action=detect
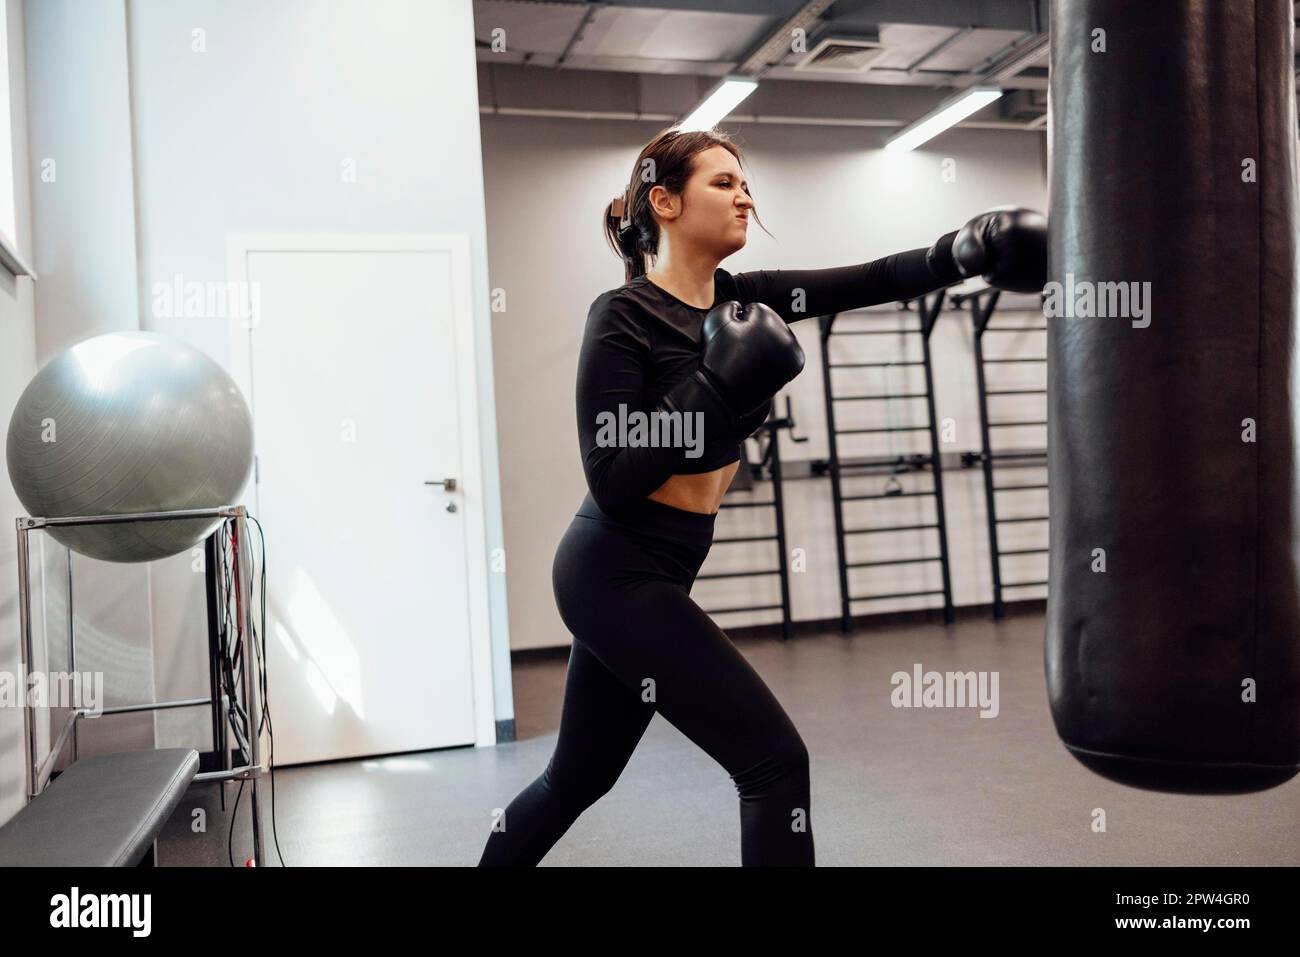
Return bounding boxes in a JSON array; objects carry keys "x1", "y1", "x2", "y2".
[{"x1": 0, "y1": 748, "x2": 199, "y2": 866}]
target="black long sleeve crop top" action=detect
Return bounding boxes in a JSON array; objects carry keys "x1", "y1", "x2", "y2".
[{"x1": 575, "y1": 240, "x2": 964, "y2": 515}]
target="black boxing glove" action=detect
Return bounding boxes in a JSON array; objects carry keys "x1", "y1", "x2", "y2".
[
  {"x1": 734, "y1": 397, "x2": 774, "y2": 440},
  {"x1": 929, "y1": 206, "x2": 1048, "y2": 294},
  {"x1": 579, "y1": 301, "x2": 800, "y2": 511},
  {"x1": 655, "y1": 302, "x2": 802, "y2": 456},
  {"x1": 697, "y1": 300, "x2": 805, "y2": 416}
]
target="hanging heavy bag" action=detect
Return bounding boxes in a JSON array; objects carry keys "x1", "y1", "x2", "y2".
[{"x1": 1045, "y1": 0, "x2": 1300, "y2": 792}]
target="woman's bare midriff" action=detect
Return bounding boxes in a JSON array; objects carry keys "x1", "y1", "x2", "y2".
[{"x1": 647, "y1": 460, "x2": 741, "y2": 516}]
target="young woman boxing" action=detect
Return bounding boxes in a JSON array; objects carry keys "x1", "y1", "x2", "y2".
[{"x1": 478, "y1": 126, "x2": 1045, "y2": 867}]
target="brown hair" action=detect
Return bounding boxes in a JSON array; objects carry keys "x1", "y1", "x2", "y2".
[{"x1": 603, "y1": 126, "x2": 771, "y2": 283}]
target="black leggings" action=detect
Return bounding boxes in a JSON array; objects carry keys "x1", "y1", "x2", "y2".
[{"x1": 478, "y1": 492, "x2": 814, "y2": 866}]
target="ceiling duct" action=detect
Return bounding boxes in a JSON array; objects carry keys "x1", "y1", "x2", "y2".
[
  {"x1": 794, "y1": 29, "x2": 886, "y2": 74},
  {"x1": 998, "y1": 88, "x2": 1047, "y2": 121}
]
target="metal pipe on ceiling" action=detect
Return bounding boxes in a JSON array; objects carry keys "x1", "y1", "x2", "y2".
[{"x1": 479, "y1": 103, "x2": 1046, "y2": 132}]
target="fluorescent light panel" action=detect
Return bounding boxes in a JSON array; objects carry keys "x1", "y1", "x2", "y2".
[
  {"x1": 885, "y1": 87, "x2": 1004, "y2": 153},
  {"x1": 676, "y1": 77, "x2": 759, "y2": 132}
]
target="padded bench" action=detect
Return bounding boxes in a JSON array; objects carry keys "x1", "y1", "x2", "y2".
[{"x1": 0, "y1": 748, "x2": 199, "y2": 866}]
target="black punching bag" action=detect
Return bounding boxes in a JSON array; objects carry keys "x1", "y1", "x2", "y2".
[{"x1": 1046, "y1": 0, "x2": 1300, "y2": 792}]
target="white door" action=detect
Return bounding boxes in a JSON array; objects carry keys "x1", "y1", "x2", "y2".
[{"x1": 236, "y1": 243, "x2": 478, "y2": 765}]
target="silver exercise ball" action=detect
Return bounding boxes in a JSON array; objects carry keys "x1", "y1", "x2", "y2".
[{"x1": 5, "y1": 331, "x2": 254, "y2": 563}]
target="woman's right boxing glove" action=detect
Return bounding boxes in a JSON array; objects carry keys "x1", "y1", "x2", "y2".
[
  {"x1": 656, "y1": 300, "x2": 804, "y2": 457},
  {"x1": 698, "y1": 300, "x2": 805, "y2": 414}
]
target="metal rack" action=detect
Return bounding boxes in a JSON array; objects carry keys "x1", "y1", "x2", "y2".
[
  {"x1": 960, "y1": 288, "x2": 1049, "y2": 618},
  {"x1": 697, "y1": 398, "x2": 805, "y2": 641},
  {"x1": 817, "y1": 291, "x2": 955, "y2": 630},
  {"x1": 13, "y1": 505, "x2": 268, "y2": 864}
]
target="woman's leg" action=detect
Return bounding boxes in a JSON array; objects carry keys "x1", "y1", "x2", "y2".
[
  {"x1": 578, "y1": 578, "x2": 815, "y2": 867},
  {"x1": 477, "y1": 638, "x2": 655, "y2": 866},
  {"x1": 482, "y1": 508, "x2": 812, "y2": 866}
]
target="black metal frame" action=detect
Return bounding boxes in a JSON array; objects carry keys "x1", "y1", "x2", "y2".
[
  {"x1": 697, "y1": 399, "x2": 805, "y2": 641},
  {"x1": 818, "y1": 292, "x2": 956, "y2": 631},
  {"x1": 963, "y1": 288, "x2": 1049, "y2": 618}
]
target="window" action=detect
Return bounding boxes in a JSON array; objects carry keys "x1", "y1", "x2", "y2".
[{"x1": 0, "y1": 4, "x2": 30, "y2": 278}]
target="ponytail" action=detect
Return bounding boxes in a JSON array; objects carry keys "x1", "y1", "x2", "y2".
[{"x1": 603, "y1": 188, "x2": 646, "y2": 282}]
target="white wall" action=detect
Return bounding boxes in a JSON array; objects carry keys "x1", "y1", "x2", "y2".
[
  {"x1": 125, "y1": 0, "x2": 511, "y2": 746},
  {"x1": 0, "y1": 0, "x2": 41, "y2": 824},
  {"x1": 480, "y1": 115, "x2": 1049, "y2": 650},
  {"x1": 5, "y1": 0, "x2": 158, "y2": 818},
  {"x1": 5, "y1": 0, "x2": 515, "y2": 793},
  {"x1": 21, "y1": 0, "x2": 158, "y2": 777}
]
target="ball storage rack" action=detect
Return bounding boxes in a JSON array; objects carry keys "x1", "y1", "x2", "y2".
[{"x1": 13, "y1": 504, "x2": 268, "y2": 865}]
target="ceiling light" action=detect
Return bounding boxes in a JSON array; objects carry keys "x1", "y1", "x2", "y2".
[
  {"x1": 885, "y1": 86, "x2": 1004, "y2": 153},
  {"x1": 676, "y1": 77, "x2": 759, "y2": 132}
]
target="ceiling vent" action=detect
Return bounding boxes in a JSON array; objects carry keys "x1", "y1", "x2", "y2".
[
  {"x1": 999, "y1": 88, "x2": 1048, "y2": 121},
  {"x1": 794, "y1": 30, "x2": 886, "y2": 74}
]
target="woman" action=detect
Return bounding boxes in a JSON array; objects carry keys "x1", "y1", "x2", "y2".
[{"x1": 479, "y1": 127, "x2": 1045, "y2": 867}]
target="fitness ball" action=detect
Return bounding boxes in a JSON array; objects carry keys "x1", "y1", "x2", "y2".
[{"x1": 5, "y1": 331, "x2": 254, "y2": 563}]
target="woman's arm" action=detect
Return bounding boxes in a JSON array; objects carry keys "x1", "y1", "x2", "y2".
[
  {"x1": 575, "y1": 296, "x2": 742, "y2": 513},
  {"x1": 725, "y1": 236, "x2": 963, "y2": 324},
  {"x1": 726, "y1": 207, "x2": 1049, "y2": 324}
]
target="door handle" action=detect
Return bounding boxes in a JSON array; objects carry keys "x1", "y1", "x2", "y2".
[{"x1": 425, "y1": 477, "x2": 458, "y2": 512}]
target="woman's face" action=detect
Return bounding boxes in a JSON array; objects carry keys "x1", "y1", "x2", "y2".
[{"x1": 656, "y1": 144, "x2": 754, "y2": 260}]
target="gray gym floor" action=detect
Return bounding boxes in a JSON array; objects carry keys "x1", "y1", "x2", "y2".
[{"x1": 158, "y1": 609, "x2": 1300, "y2": 866}]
